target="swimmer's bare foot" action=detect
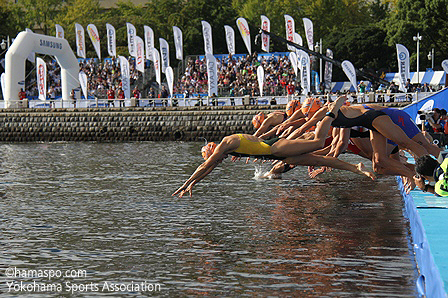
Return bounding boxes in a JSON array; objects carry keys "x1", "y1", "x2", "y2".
[
  {"x1": 357, "y1": 162, "x2": 376, "y2": 180},
  {"x1": 309, "y1": 166, "x2": 327, "y2": 178},
  {"x1": 307, "y1": 166, "x2": 315, "y2": 174},
  {"x1": 402, "y1": 175, "x2": 415, "y2": 194}
]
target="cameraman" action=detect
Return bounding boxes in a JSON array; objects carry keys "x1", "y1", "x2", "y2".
[
  {"x1": 424, "y1": 108, "x2": 444, "y2": 133},
  {"x1": 414, "y1": 155, "x2": 448, "y2": 196}
]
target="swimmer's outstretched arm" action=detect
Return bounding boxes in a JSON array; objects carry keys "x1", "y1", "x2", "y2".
[
  {"x1": 283, "y1": 153, "x2": 376, "y2": 180},
  {"x1": 173, "y1": 137, "x2": 238, "y2": 198}
]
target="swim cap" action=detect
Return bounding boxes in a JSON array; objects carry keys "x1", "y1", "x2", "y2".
[
  {"x1": 285, "y1": 100, "x2": 301, "y2": 117},
  {"x1": 301, "y1": 97, "x2": 323, "y2": 118},
  {"x1": 201, "y1": 142, "x2": 217, "y2": 160},
  {"x1": 252, "y1": 112, "x2": 266, "y2": 129}
]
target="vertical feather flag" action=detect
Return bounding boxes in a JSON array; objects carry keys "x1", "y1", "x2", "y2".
[
  {"x1": 341, "y1": 60, "x2": 357, "y2": 92},
  {"x1": 136, "y1": 36, "x2": 145, "y2": 73},
  {"x1": 442, "y1": 60, "x2": 448, "y2": 74},
  {"x1": 206, "y1": 54, "x2": 218, "y2": 96},
  {"x1": 106, "y1": 23, "x2": 116, "y2": 57},
  {"x1": 87, "y1": 24, "x2": 101, "y2": 60},
  {"x1": 119, "y1": 56, "x2": 131, "y2": 99},
  {"x1": 75, "y1": 23, "x2": 86, "y2": 58},
  {"x1": 201, "y1": 21, "x2": 213, "y2": 55},
  {"x1": 260, "y1": 15, "x2": 270, "y2": 53},
  {"x1": 299, "y1": 51, "x2": 310, "y2": 95},
  {"x1": 36, "y1": 57, "x2": 47, "y2": 101},
  {"x1": 289, "y1": 52, "x2": 298, "y2": 77},
  {"x1": 152, "y1": 48, "x2": 161, "y2": 87},
  {"x1": 284, "y1": 15, "x2": 295, "y2": 51},
  {"x1": 173, "y1": 26, "x2": 183, "y2": 61},
  {"x1": 55, "y1": 24, "x2": 64, "y2": 39},
  {"x1": 396, "y1": 44, "x2": 410, "y2": 92},
  {"x1": 159, "y1": 38, "x2": 170, "y2": 74},
  {"x1": 166, "y1": 66, "x2": 174, "y2": 97},
  {"x1": 144, "y1": 25, "x2": 154, "y2": 61},
  {"x1": 324, "y1": 49, "x2": 333, "y2": 91},
  {"x1": 126, "y1": 23, "x2": 137, "y2": 57},
  {"x1": 257, "y1": 65, "x2": 264, "y2": 96},
  {"x1": 224, "y1": 25, "x2": 235, "y2": 55},
  {"x1": 302, "y1": 18, "x2": 314, "y2": 51},
  {"x1": 236, "y1": 17, "x2": 251, "y2": 55},
  {"x1": 79, "y1": 71, "x2": 88, "y2": 99}
]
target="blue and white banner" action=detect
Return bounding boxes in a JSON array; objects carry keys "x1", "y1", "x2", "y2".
[
  {"x1": 396, "y1": 44, "x2": 410, "y2": 92},
  {"x1": 206, "y1": 54, "x2": 218, "y2": 96},
  {"x1": 126, "y1": 22, "x2": 137, "y2": 57},
  {"x1": 144, "y1": 25, "x2": 154, "y2": 61},
  {"x1": 119, "y1": 56, "x2": 130, "y2": 99},
  {"x1": 173, "y1": 26, "x2": 183, "y2": 61},
  {"x1": 260, "y1": 15, "x2": 270, "y2": 53},
  {"x1": 224, "y1": 25, "x2": 235, "y2": 55},
  {"x1": 201, "y1": 20, "x2": 213, "y2": 55},
  {"x1": 159, "y1": 38, "x2": 170, "y2": 74},
  {"x1": 106, "y1": 23, "x2": 116, "y2": 57},
  {"x1": 299, "y1": 50, "x2": 310, "y2": 95},
  {"x1": 442, "y1": 60, "x2": 448, "y2": 74}
]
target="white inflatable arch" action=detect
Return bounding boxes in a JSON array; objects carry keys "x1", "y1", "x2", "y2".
[{"x1": 4, "y1": 31, "x2": 79, "y2": 108}]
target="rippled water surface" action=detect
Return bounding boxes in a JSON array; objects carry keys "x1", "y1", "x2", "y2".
[{"x1": 0, "y1": 142, "x2": 417, "y2": 296}]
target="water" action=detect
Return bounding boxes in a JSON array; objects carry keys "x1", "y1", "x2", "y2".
[{"x1": 0, "y1": 142, "x2": 417, "y2": 296}]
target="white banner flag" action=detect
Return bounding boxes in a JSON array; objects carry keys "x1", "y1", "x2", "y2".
[
  {"x1": 75, "y1": 23, "x2": 86, "y2": 58},
  {"x1": 106, "y1": 23, "x2": 116, "y2": 57},
  {"x1": 261, "y1": 15, "x2": 270, "y2": 53},
  {"x1": 136, "y1": 36, "x2": 145, "y2": 73},
  {"x1": 159, "y1": 38, "x2": 170, "y2": 74},
  {"x1": 302, "y1": 18, "x2": 314, "y2": 51},
  {"x1": 36, "y1": 57, "x2": 47, "y2": 101},
  {"x1": 79, "y1": 71, "x2": 88, "y2": 99},
  {"x1": 0, "y1": 73, "x2": 5, "y2": 101},
  {"x1": 396, "y1": 44, "x2": 410, "y2": 92},
  {"x1": 152, "y1": 48, "x2": 161, "y2": 86},
  {"x1": 87, "y1": 24, "x2": 101, "y2": 60},
  {"x1": 144, "y1": 25, "x2": 154, "y2": 60},
  {"x1": 224, "y1": 25, "x2": 235, "y2": 55},
  {"x1": 127, "y1": 22, "x2": 137, "y2": 57},
  {"x1": 55, "y1": 24, "x2": 64, "y2": 39},
  {"x1": 236, "y1": 17, "x2": 251, "y2": 55},
  {"x1": 166, "y1": 66, "x2": 174, "y2": 96},
  {"x1": 257, "y1": 65, "x2": 264, "y2": 96},
  {"x1": 289, "y1": 51, "x2": 298, "y2": 77},
  {"x1": 324, "y1": 49, "x2": 333, "y2": 91},
  {"x1": 299, "y1": 51, "x2": 310, "y2": 95},
  {"x1": 201, "y1": 20, "x2": 213, "y2": 55},
  {"x1": 284, "y1": 14, "x2": 295, "y2": 51},
  {"x1": 294, "y1": 33, "x2": 303, "y2": 47},
  {"x1": 341, "y1": 60, "x2": 357, "y2": 92},
  {"x1": 25, "y1": 28, "x2": 35, "y2": 63},
  {"x1": 173, "y1": 26, "x2": 183, "y2": 60},
  {"x1": 443, "y1": 60, "x2": 448, "y2": 74},
  {"x1": 206, "y1": 53, "x2": 218, "y2": 96},
  {"x1": 119, "y1": 56, "x2": 131, "y2": 99}
]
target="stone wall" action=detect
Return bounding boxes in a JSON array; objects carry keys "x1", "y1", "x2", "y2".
[{"x1": 0, "y1": 105, "x2": 284, "y2": 142}]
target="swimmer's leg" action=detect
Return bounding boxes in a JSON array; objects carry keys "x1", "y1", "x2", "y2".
[{"x1": 284, "y1": 153, "x2": 376, "y2": 180}]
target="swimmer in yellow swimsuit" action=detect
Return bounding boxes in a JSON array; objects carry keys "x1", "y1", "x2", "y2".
[{"x1": 173, "y1": 96, "x2": 375, "y2": 198}]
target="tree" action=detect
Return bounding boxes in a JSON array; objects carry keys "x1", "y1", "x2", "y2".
[{"x1": 17, "y1": 0, "x2": 65, "y2": 35}]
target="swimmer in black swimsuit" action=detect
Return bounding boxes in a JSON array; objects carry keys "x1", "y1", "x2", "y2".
[{"x1": 173, "y1": 96, "x2": 375, "y2": 198}]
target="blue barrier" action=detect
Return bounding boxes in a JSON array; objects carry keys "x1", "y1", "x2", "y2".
[{"x1": 397, "y1": 177, "x2": 446, "y2": 297}]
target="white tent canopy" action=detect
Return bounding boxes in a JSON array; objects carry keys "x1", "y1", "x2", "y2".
[{"x1": 3, "y1": 31, "x2": 79, "y2": 108}]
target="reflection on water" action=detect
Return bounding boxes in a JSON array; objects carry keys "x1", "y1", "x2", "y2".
[{"x1": 0, "y1": 142, "x2": 416, "y2": 296}]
